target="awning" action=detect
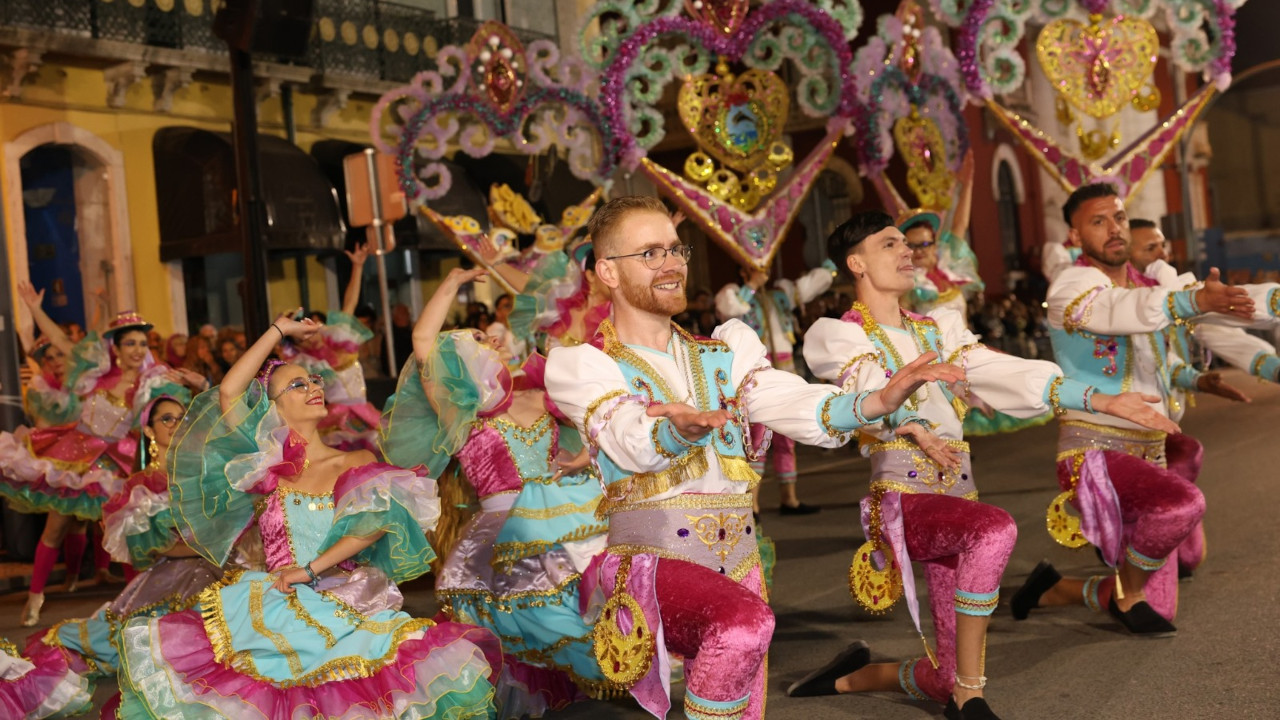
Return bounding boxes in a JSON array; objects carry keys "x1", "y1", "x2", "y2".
[
  {"x1": 154, "y1": 127, "x2": 347, "y2": 262},
  {"x1": 310, "y1": 140, "x2": 480, "y2": 255}
]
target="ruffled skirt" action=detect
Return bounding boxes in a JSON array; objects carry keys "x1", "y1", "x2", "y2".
[
  {"x1": 40, "y1": 556, "x2": 223, "y2": 676},
  {"x1": 0, "y1": 426, "x2": 127, "y2": 520},
  {"x1": 0, "y1": 639, "x2": 93, "y2": 719},
  {"x1": 438, "y1": 509, "x2": 607, "y2": 718},
  {"x1": 118, "y1": 568, "x2": 499, "y2": 719}
]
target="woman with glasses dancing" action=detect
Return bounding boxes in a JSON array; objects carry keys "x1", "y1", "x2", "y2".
[
  {"x1": 0, "y1": 282, "x2": 204, "y2": 627},
  {"x1": 32, "y1": 396, "x2": 228, "y2": 713},
  {"x1": 382, "y1": 267, "x2": 611, "y2": 718},
  {"x1": 115, "y1": 310, "x2": 500, "y2": 719},
  {"x1": 277, "y1": 242, "x2": 384, "y2": 451}
]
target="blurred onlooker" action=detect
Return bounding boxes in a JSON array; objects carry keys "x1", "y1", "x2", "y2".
[
  {"x1": 389, "y1": 303, "x2": 414, "y2": 370},
  {"x1": 147, "y1": 329, "x2": 164, "y2": 359},
  {"x1": 164, "y1": 334, "x2": 188, "y2": 367},
  {"x1": 307, "y1": 310, "x2": 328, "y2": 324},
  {"x1": 464, "y1": 301, "x2": 492, "y2": 332},
  {"x1": 183, "y1": 335, "x2": 223, "y2": 385},
  {"x1": 354, "y1": 304, "x2": 386, "y2": 378},
  {"x1": 216, "y1": 337, "x2": 241, "y2": 375},
  {"x1": 485, "y1": 295, "x2": 526, "y2": 366},
  {"x1": 62, "y1": 322, "x2": 86, "y2": 343}
]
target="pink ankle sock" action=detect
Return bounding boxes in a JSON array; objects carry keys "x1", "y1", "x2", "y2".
[
  {"x1": 30, "y1": 542, "x2": 59, "y2": 594},
  {"x1": 62, "y1": 532, "x2": 87, "y2": 582}
]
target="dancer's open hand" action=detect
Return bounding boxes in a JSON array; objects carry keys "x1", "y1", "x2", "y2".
[
  {"x1": 1091, "y1": 391, "x2": 1181, "y2": 434},
  {"x1": 646, "y1": 402, "x2": 730, "y2": 442},
  {"x1": 895, "y1": 423, "x2": 963, "y2": 470}
]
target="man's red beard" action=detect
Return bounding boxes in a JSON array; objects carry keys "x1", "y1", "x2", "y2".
[{"x1": 618, "y1": 271, "x2": 687, "y2": 317}]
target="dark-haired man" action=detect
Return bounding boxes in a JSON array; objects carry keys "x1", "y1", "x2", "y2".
[
  {"x1": 546, "y1": 196, "x2": 964, "y2": 720},
  {"x1": 789, "y1": 210, "x2": 1175, "y2": 720},
  {"x1": 1012, "y1": 183, "x2": 1253, "y2": 636}
]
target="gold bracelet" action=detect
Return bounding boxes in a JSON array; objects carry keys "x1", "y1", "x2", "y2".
[{"x1": 1048, "y1": 376, "x2": 1067, "y2": 417}]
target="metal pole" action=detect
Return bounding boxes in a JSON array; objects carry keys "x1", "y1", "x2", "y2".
[
  {"x1": 228, "y1": 45, "x2": 271, "y2": 338},
  {"x1": 363, "y1": 150, "x2": 397, "y2": 377},
  {"x1": 1172, "y1": 67, "x2": 1199, "y2": 269}
]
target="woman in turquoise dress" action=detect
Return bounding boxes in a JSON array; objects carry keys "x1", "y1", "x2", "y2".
[
  {"x1": 382, "y1": 267, "x2": 610, "y2": 717},
  {"x1": 116, "y1": 311, "x2": 501, "y2": 719}
]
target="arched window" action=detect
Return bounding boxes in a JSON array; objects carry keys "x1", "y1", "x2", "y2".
[{"x1": 996, "y1": 160, "x2": 1023, "y2": 271}]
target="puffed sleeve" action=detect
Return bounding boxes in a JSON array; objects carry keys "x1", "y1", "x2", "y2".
[
  {"x1": 318, "y1": 463, "x2": 441, "y2": 583},
  {"x1": 715, "y1": 283, "x2": 753, "y2": 320},
  {"x1": 545, "y1": 343, "x2": 679, "y2": 474},
  {"x1": 1048, "y1": 266, "x2": 1194, "y2": 335}
]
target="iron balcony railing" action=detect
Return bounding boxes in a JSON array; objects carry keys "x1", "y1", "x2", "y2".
[{"x1": 0, "y1": 0, "x2": 555, "y2": 84}]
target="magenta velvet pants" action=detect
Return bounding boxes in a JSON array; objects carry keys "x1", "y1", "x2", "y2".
[
  {"x1": 1165, "y1": 433, "x2": 1206, "y2": 571},
  {"x1": 655, "y1": 558, "x2": 773, "y2": 719},
  {"x1": 1058, "y1": 449, "x2": 1205, "y2": 620},
  {"x1": 898, "y1": 494, "x2": 1017, "y2": 703}
]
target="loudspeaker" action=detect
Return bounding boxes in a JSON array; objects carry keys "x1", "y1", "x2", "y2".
[{"x1": 214, "y1": 0, "x2": 315, "y2": 59}]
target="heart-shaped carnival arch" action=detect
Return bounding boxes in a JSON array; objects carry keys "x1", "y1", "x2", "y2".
[
  {"x1": 581, "y1": 0, "x2": 865, "y2": 273},
  {"x1": 370, "y1": 21, "x2": 614, "y2": 292},
  {"x1": 940, "y1": 0, "x2": 1244, "y2": 198},
  {"x1": 852, "y1": 0, "x2": 971, "y2": 213}
]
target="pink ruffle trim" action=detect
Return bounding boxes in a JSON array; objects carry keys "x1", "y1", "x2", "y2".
[{"x1": 151, "y1": 609, "x2": 502, "y2": 716}]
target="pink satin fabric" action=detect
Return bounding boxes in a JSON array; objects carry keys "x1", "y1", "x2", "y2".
[
  {"x1": 655, "y1": 558, "x2": 772, "y2": 720},
  {"x1": 898, "y1": 494, "x2": 1017, "y2": 703},
  {"x1": 1165, "y1": 433, "x2": 1206, "y2": 572},
  {"x1": 1058, "y1": 450, "x2": 1205, "y2": 620}
]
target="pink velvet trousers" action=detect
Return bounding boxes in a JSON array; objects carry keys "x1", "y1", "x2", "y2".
[
  {"x1": 749, "y1": 429, "x2": 797, "y2": 483},
  {"x1": 898, "y1": 494, "x2": 1017, "y2": 703},
  {"x1": 1057, "y1": 448, "x2": 1206, "y2": 621},
  {"x1": 655, "y1": 558, "x2": 773, "y2": 719},
  {"x1": 1165, "y1": 433, "x2": 1206, "y2": 572}
]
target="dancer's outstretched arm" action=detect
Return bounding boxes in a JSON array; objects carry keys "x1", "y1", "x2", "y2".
[
  {"x1": 219, "y1": 308, "x2": 318, "y2": 412},
  {"x1": 411, "y1": 267, "x2": 488, "y2": 363}
]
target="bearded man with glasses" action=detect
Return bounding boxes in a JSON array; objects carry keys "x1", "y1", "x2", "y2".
[{"x1": 545, "y1": 195, "x2": 966, "y2": 720}]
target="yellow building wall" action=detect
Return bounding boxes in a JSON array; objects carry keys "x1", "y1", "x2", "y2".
[{"x1": 3, "y1": 61, "x2": 384, "y2": 337}]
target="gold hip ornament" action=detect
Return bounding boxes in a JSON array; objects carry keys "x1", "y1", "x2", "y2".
[
  {"x1": 592, "y1": 557, "x2": 655, "y2": 689},
  {"x1": 848, "y1": 539, "x2": 903, "y2": 613},
  {"x1": 1047, "y1": 454, "x2": 1088, "y2": 548}
]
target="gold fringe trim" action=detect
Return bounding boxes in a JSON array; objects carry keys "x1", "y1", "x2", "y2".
[
  {"x1": 717, "y1": 454, "x2": 761, "y2": 488},
  {"x1": 869, "y1": 438, "x2": 970, "y2": 455},
  {"x1": 595, "y1": 449, "x2": 710, "y2": 518}
]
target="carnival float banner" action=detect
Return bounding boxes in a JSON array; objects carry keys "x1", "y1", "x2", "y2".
[
  {"x1": 854, "y1": 0, "x2": 970, "y2": 213},
  {"x1": 371, "y1": 21, "x2": 612, "y2": 292},
  {"x1": 580, "y1": 0, "x2": 865, "y2": 273},
  {"x1": 938, "y1": 0, "x2": 1244, "y2": 199}
]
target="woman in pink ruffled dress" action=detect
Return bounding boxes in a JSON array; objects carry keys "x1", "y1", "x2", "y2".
[
  {"x1": 116, "y1": 310, "x2": 500, "y2": 719},
  {"x1": 0, "y1": 282, "x2": 204, "y2": 627}
]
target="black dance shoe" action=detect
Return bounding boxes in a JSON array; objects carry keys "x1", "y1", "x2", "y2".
[
  {"x1": 944, "y1": 696, "x2": 1002, "y2": 720},
  {"x1": 785, "y1": 640, "x2": 870, "y2": 697},
  {"x1": 1010, "y1": 560, "x2": 1061, "y2": 620},
  {"x1": 1107, "y1": 596, "x2": 1177, "y2": 637},
  {"x1": 779, "y1": 502, "x2": 821, "y2": 516}
]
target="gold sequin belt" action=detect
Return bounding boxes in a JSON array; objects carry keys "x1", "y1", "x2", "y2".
[
  {"x1": 606, "y1": 493, "x2": 760, "y2": 581},
  {"x1": 868, "y1": 438, "x2": 977, "y2": 499},
  {"x1": 1057, "y1": 420, "x2": 1167, "y2": 468}
]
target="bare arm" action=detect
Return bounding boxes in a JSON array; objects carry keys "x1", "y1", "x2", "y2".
[
  {"x1": 944, "y1": 149, "x2": 975, "y2": 238},
  {"x1": 870, "y1": 173, "x2": 909, "y2": 219},
  {"x1": 412, "y1": 267, "x2": 488, "y2": 363},
  {"x1": 219, "y1": 308, "x2": 319, "y2": 412},
  {"x1": 340, "y1": 243, "x2": 369, "y2": 315},
  {"x1": 16, "y1": 281, "x2": 73, "y2": 355},
  {"x1": 270, "y1": 532, "x2": 386, "y2": 592}
]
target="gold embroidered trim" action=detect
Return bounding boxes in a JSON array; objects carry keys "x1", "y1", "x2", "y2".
[
  {"x1": 1059, "y1": 419, "x2": 1166, "y2": 442},
  {"x1": 599, "y1": 321, "x2": 679, "y2": 402},
  {"x1": 285, "y1": 592, "x2": 337, "y2": 649},
  {"x1": 609, "y1": 492, "x2": 752, "y2": 514},
  {"x1": 868, "y1": 438, "x2": 970, "y2": 455},
  {"x1": 945, "y1": 343, "x2": 985, "y2": 366},
  {"x1": 870, "y1": 479, "x2": 979, "y2": 500},
  {"x1": 836, "y1": 353, "x2": 882, "y2": 388},
  {"x1": 1047, "y1": 376, "x2": 1066, "y2": 416},
  {"x1": 592, "y1": 557, "x2": 655, "y2": 690},
  {"x1": 1251, "y1": 353, "x2": 1271, "y2": 379},
  {"x1": 651, "y1": 420, "x2": 680, "y2": 459},
  {"x1": 1270, "y1": 288, "x2": 1280, "y2": 318},
  {"x1": 508, "y1": 497, "x2": 601, "y2": 520},
  {"x1": 819, "y1": 394, "x2": 848, "y2": 438},
  {"x1": 605, "y1": 544, "x2": 762, "y2": 583},
  {"x1": 583, "y1": 390, "x2": 627, "y2": 428},
  {"x1": 249, "y1": 580, "x2": 304, "y2": 676},
  {"x1": 490, "y1": 523, "x2": 609, "y2": 571},
  {"x1": 1062, "y1": 287, "x2": 1102, "y2": 334}
]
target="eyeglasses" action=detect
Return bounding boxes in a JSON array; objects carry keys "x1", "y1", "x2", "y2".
[
  {"x1": 605, "y1": 244, "x2": 693, "y2": 270},
  {"x1": 907, "y1": 240, "x2": 936, "y2": 251},
  {"x1": 153, "y1": 412, "x2": 185, "y2": 427},
  {"x1": 271, "y1": 374, "x2": 324, "y2": 400}
]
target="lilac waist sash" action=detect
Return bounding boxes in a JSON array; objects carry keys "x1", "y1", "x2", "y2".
[
  {"x1": 606, "y1": 493, "x2": 759, "y2": 581},
  {"x1": 1057, "y1": 420, "x2": 1167, "y2": 468},
  {"x1": 868, "y1": 439, "x2": 976, "y2": 499}
]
